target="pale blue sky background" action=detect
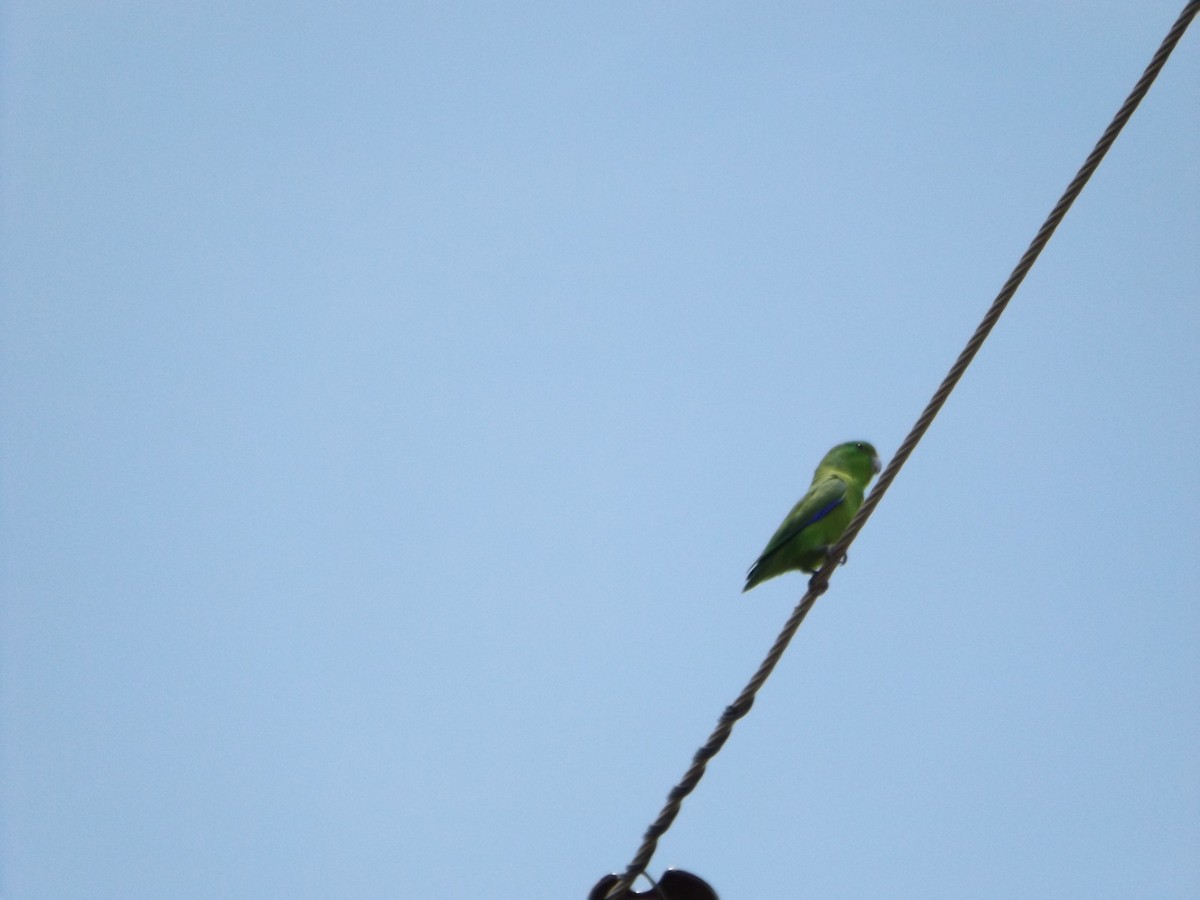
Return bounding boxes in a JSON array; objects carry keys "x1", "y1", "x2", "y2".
[{"x1": 2, "y1": 3, "x2": 1198, "y2": 898}]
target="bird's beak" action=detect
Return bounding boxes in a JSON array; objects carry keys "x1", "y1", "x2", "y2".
[{"x1": 871, "y1": 454, "x2": 882, "y2": 474}]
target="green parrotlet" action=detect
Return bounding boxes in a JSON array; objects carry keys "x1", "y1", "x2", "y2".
[{"x1": 743, "y1": 441, "x2": 881, "y2": 592}]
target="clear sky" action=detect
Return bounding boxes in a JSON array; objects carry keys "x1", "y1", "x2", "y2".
[{"x1": 2, "y1": 3, "x2": 1198, "y2": 898}]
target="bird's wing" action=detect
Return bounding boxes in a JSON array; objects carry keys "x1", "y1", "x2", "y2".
[{"x1": 756, "y1": 474, "x2": 848, "y2": 561}]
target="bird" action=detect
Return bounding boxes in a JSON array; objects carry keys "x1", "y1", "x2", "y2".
[{"x1": 743, "y1": 441, "x2": 881, "y2": 592}]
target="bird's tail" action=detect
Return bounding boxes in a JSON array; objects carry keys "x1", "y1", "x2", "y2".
[{"x1": 742, "y1": 562, "x2": 766, "y2": 593}]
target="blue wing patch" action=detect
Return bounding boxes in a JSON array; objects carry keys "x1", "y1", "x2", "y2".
[{"x1": 807, "y1": 496, "x2": 843, "y2": 525}]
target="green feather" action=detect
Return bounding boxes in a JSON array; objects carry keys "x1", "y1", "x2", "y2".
[{"x1": 743, "y1": 441, "x2": 881, "y2": 592}]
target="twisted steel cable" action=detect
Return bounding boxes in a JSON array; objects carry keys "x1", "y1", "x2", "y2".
[{"x1": 604, "y1": 2, "x2": 1199, "y2": 895}]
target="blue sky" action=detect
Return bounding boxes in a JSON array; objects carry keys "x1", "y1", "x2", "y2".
[{"x1": 2, "y1": 3, "x2": 1198, "y2": 898}]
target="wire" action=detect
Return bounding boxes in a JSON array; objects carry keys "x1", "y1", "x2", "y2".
[{"x1": 603, "y1": 3, "x2": 1199, "y2": 896}]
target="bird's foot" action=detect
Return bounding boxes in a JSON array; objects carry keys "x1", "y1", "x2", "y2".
[{"x1": 820, "y1": 546, "x2": 848, "y2": 567}]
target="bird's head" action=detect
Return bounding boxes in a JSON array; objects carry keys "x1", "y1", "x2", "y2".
[{"x1": 821, "y1": 440, "x2": 881, "y2": 485}]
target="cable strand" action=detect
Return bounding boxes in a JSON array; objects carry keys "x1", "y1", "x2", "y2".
[{"x1": 604, "y1": 3, "x2": 1197, "y2": 896}]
